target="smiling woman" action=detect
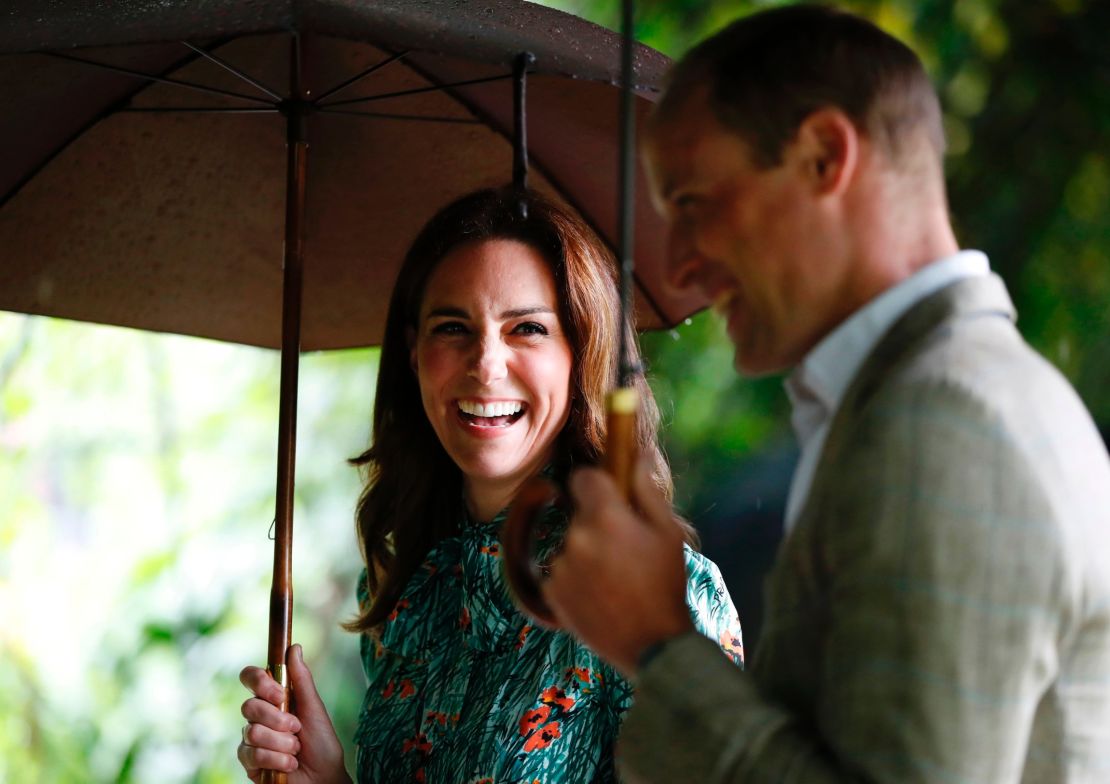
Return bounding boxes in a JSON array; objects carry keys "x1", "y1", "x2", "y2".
[
  {"x1": 414, "y1": 238, "x2": 574, "y2": 521},
  {"x1": 235, "y1": 187, "x2": 746, "y2": 783}
]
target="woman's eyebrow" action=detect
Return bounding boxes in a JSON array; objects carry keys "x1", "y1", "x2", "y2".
[
  {"x1": 425, "y1": 306, "x2": 469, "y2": 320},
  {"x1": 425, "y1": 305, "x2": 555, "y2": 321},
  {"x1": 501, "y1": 306, "x2": 556, "y2": 319}
]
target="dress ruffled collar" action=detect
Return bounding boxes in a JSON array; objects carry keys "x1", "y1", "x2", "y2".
[{"x1": 376, "y1": 496, "x2": 566, "y2": 658}]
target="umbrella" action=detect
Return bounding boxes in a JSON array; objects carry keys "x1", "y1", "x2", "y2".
[
  {"x1": 1, "y1": 1, "x2": 706, "y2": 347},
  {"x1": 0, "y1": 1, "x2": 703, "y2": 776}
]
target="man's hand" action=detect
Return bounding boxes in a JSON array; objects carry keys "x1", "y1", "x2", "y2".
[{"x1": 542, "y1": 456, "x2": 694, "y2": 675}]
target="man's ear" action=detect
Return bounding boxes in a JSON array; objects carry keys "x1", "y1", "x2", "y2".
[
  {"x1": 406, "y1": 326, "x2": 417, "y2": 373},
  {"x1": 792, "y1": 107, "x2": 859, "y2": 195}
]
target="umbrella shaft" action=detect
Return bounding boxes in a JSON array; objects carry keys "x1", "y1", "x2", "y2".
[
  {"x1": 268, "y1": 126, "x2": 307, "y2": 662},
  {"x1": 616, "y1": 0, "x2": 636, "y2": 388},
  {"x1": 263, "y1": 45, "x2": 309, "y2": 784}
]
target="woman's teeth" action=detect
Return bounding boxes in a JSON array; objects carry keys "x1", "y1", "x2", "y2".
[{"x1": 458, "y1": 400, "x2": 524, "y2": 418}]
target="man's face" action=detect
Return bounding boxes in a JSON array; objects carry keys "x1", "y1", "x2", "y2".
[{"x1": 644, "y1": 91, "x2": 837, "y2": 376}]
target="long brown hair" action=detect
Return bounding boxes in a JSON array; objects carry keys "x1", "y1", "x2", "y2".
[{"x1": 344, "y1": 187, "x2": 686, "y2": 633}]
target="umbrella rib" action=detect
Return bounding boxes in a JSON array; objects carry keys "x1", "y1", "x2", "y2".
[
  {"x1": 117, "y1": 106, "x2": 280, "y2": 113},
  {"x1": 182, "y1": 42, "x2": 285, "y2": 101},
  {"x1": 390, "y1": 58, "x2": 677, "y2": 329},
  {"x1": 45, "y1": 51, "x2": 279, "y2": 106},
  {"x1": 315, "y1": 107, "x2": 480, "y2": 124},
  {"x1": 2, "y1": 43, "x2": 231, "y2": 209},
  {"x1": 312, "y1": 50, "x2": 409, "y2": 104},
  {"x1": 317, "y1": 73, "x2": 513, "y2": 109}
]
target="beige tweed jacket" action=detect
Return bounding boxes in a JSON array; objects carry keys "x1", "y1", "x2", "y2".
[{"x1": 618, "y1": 274, "x2": 1110, "y2": 783}]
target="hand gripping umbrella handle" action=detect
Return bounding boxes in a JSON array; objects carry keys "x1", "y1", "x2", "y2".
[
  {"x1": 501, "y1": 388, "x2": 639, "y2": 627},
  {"x1": 259, "y1": 662, "x2": 290, "y2": 784}
]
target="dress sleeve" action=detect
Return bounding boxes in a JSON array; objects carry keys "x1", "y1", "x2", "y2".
[{"x1": 683, "y1": 546, "x2": 745, "y2": 669}]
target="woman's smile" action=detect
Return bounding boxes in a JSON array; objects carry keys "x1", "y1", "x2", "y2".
[{"x1": 455, "y1": 398, "x2": 528, "y2": 433}]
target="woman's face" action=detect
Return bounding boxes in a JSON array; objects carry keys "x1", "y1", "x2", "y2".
[{"x1": 412, "y1": 238, "x2": 574, "y2": 499}]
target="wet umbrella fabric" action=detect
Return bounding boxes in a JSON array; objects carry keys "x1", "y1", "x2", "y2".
[{"x1": 0, "y1": 0, "x2": 708, "y2": 348}]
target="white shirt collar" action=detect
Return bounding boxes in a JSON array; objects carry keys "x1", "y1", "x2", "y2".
[
  {"x1": 781, "y1": 250, "x2": 990, "y2": 529},
  {"x1": 785, "y1": 250, "x2": 990, "y2": 444}
]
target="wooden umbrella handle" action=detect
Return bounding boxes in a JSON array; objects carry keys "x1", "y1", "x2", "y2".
[
  {"x1": 600, "y1": 387, "x2": 638, "y2": 499},
  {"x1": 260, "y1": 580, "x2": 292, "y2": 784},
  {"x1": 501, "y1": 388, "x2": 639, "y2": 626}
]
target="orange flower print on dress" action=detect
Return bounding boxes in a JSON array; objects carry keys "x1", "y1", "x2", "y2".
[
  {"x1": 459, "y1": 605, "x2": 471, "y2": 631},
  {"x1": 522, "y1": 721, "x2": 561, "y2": 752},
  {"x1": 382, "y1": 680, "x2": 396, "y2": 699},
  {"x1": 540, "y1": 686, "x2": 574, "y2": 711},
  {"x1": 479, "y1": 543, "x2": 500, "y2": 557},
  {"x1": 516, "y1": 624, "x2": 532, "y2": 650},
  {"x1": 719, "y1": 629, "x2": 745, "y2": 665},
  {"x1": 567, "y1": 667, "x2": 591, "y2": 684},
  {"x1": 387, "y1": 598, "x2": 411, "y2": 622},
  {"x1": 518, "y1": 705, "x2": 551, "y2": 735},
  {"x1": 402, "y1": 733, "x2": 432, "y2": 755},
  {"x1": 517, "y1": 685, "x2": 575, "y2": 755},
  {"x1": 399, "y1": 679, "x2": 417, "y2": 699}
]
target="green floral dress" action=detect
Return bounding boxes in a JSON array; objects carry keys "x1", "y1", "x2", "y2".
[{"x1": 354, "y1": 506, "x2": 744, "y2": 784}]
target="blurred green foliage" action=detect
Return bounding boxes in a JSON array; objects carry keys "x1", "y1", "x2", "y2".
[
  {"x1": 0, "y1": 319, "x2": 372, "y2": 781},
  {"x1": 2, "y1": 1, "x2": 1107, "y2": 781}
]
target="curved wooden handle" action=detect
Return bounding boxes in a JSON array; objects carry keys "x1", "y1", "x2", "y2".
[
  {"x1": 501, "y1": 388, "x2": 639, "y2": 627},
  {"x1": 602, "y1": 387, "x2": 638, "y2": 499}
]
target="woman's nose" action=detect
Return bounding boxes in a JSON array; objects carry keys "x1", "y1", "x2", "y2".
[{"x1": 468, "y1": 335, "x2": 508, "y2": 385}]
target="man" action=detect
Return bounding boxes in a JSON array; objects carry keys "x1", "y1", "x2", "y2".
[{"x1": 542, "y1": 5, "x2": 1110, "y2": 782}]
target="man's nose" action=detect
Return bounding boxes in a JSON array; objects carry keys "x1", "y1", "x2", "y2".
[
  {"x1": 469, "y1": 335, "x2": 508, "y2": 385},
  {"x1": 664, "y1": 224, "x2": 706, "y2": 295}
]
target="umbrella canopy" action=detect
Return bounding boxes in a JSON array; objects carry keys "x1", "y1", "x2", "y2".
[{"x1": 0, "y1": 0, "x2": 707, "y2": 350}]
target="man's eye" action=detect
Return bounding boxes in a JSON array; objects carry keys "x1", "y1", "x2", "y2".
[{"x1": 514, "y1": 322, "x2": 549, "y2": 336}]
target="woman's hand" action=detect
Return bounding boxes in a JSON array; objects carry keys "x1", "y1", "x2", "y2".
[{"x1": 237, "y1": 644, "x2": 352, "y2": 784}]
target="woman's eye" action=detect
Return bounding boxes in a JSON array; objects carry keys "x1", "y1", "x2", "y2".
[
  {"x1": 514, "y1": 322, "x2": 549, "y2": 336},
  {"x1": 431, "y1": 321, "x2": 467, "y2": 336}
]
